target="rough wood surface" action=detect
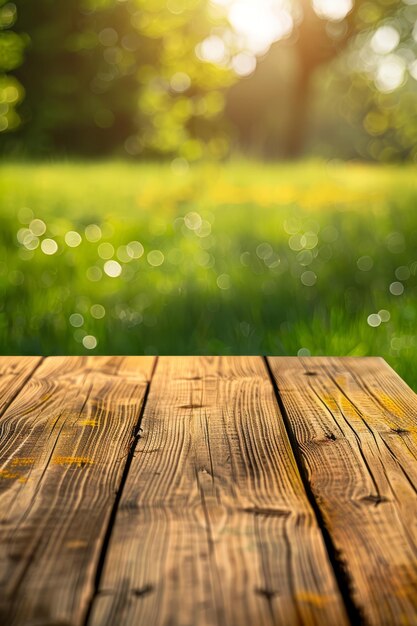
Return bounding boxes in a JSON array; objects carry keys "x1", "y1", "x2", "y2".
[
  {"x1": 268, "y1": 356, "x2": 417, "y2": 626},
  {"x1": 88, "y1": 356, "x2": 348, "y2": 626},
  {"x1": 0, "y1": 356, "x2": 154, "y2": 626},
  {"x1": 0, "y1": 356, "x2": 42, "y2": 415},
  {"x1": 2, "y1": 355, "x2": 417, "y2": 626}
]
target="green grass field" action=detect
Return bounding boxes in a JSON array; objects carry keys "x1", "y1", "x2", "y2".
[{"x1": 1, "y1": 160, "x2": 417, "y2": 387}]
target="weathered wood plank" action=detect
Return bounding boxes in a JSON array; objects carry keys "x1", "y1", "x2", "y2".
[
  {"x1": 88, "y1": 356, "x2": 348, "y2": 626},
  {"x1": 0, "y1": 356, "x2": 42, "y2": 415},
  {"x1": 0, "y1": 355, "x2": 155, "y2": 626},
  {"x1": 268, "y1": 356, "x2": 417, "y2": 626}
]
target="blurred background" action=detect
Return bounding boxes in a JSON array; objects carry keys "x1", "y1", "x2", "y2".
[{"x1": 1, "y1": 0, "x2": 417, "y2": 385}]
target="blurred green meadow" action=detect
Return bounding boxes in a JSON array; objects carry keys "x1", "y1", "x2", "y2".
[{"x1": 1, "y1": 159, "x2": 417, "y2": 387}]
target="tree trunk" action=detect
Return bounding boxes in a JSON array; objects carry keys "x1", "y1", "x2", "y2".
[
  {"x1": 284, "y1": 61, "x2": 312, "y2": 158},
  {"x1": 283, "y1": 0, "x2": 342, "y2": 158}
]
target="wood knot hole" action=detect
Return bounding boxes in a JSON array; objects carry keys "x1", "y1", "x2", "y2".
[
  {"x1": 132, "y1": 584, "x2": 154, "y2": 598},
  {"x1": 360, "y1": 494, "x2": 389, "y2": 506},
  {"x1": 392, "y1": 427, "x2": 408, "y2": 435},
  {"x1": 255, "y1": 587, "x2": 279, "y2": 601},
  {"x1": 179, "y1": 404, "x2": 203, "y2": 409}
]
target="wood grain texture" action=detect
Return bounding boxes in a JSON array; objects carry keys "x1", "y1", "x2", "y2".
[
  {"x1": 268, "y1": 356, "x2": 417, "y2": 626},
  {"x1": 0, "y1": 355, "x2": 154, "y2": 626},
  {"x1": 0, "y1": 357, "x2": 42, "y2": 415},
  {"x1": 88, "y1": 356, "x2": 348, "y2": 626}
]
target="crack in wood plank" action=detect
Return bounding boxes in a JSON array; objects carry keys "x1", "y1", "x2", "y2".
[
  {"x1": 0, "y1": 356, "x2": 155, "y2": 626},
  {"x1": 86, "y1": 356, "x2": 348, "y2": 626},
  {"x1": 267, "y1": 356, "x2": 417, "y2": 626}
]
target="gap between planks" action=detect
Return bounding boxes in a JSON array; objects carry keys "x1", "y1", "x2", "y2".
[
  {"x1": 82, "y1": 356, "x2": 158, "y2": 626},
  {"x1": 267, "y1": 357, "x2": 417, "y2": 626},
  {"x1": 0, "y1": 356, "x2": 156, "y2": 626},
  {"x1": 86, "y1": 357, "x2": 350, "y2": 626},
  {"x1": 263, "y1": 357, "x2": 362, "y2": 626},
  {"x1": 4, "y1": 357, "x2": 414, "y2": 626}
]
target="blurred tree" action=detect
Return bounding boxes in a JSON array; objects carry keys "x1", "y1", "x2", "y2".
[
  {"x1": 10, "y1": 0, "x2": 146, "y2": 155},
  {"x1": 2, "y1": 0, "x2": 417, "y2": 161},
  {"x1": 0, "y1": 0, "x2": 26, "y2": 134},
  {"x1": 127, "y1": 0, "x2": 234, "y2": 160},
  {"x1": 6, "y1": 0, "x2": 234, "y2": 157},
  {"x1": 225, "y1": 0, "x2": 417, "y2": 159}
]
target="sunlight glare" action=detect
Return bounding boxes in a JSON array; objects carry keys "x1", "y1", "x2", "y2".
[
  {"x1": 312, "y1": 0, "x2": 353, "y2": 21},
  {"x1": 371, "y1": 25, "x2": 400, "y2": 55},
  {"x1": 196, "y1": 35, "x2": 228, "y2": 64},
  {"x1": 375, "y1": 54, "x2": 406, "y2": 92},
  {"x1": 213, "y1": 0, "x2": 293, "y2": 55}
]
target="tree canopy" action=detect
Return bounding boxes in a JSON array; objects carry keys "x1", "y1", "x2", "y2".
[{"x1": 1, "y1": 0, "x2": 416, "y2": 160}]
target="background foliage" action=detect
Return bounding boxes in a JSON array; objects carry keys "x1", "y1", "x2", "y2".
[{"x1": 1, "y1": 0, "x2": 417, "y2": 160}]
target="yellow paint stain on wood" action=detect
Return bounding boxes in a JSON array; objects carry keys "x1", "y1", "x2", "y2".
[
  {"x1": 295, "y1": 592, "x2": 332, "y2": 608},
  {"x1": 320, "y1": 394, "x2": 339, "y2": 412},
  {"x1": 10, "y1": 457, "x2": 35, "y2": 466},
  {"x1": 377, "y1": 392, "x2": 406, "y2": 418},
  {"x1": 339, "y1": 396, "x2": 361, "y2": 419},
  {"x1": 79, "y1": 419, "x2": 99, "y2": 427},
  {"x1": 0, "y1": 469, "x2": 21, "y2": 479},
  {"x1": 52, "y1": 456, "x2": 93, "y2": 467}
]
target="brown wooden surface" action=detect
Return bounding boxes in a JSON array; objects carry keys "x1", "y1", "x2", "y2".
[
  {"x1": 0, "y1": 356, "x2": 42, "y2": 415},
  {"x1": 268, "y1": 357, "x2": 417, "y2": 626},
  {"x1": 89, "y1": 357, "x2": 347, "y2": 626},
  {"x1": 0, "y1": 356, "x2": 416, "y2": 626},
  {"x1": 0, "y1": 356, "x2": 154, "y2": 626}
]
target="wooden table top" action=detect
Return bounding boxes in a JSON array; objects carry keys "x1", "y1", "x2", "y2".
[{"x1": 0, "y1": 356, "x2": 416, "y2": 626}]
